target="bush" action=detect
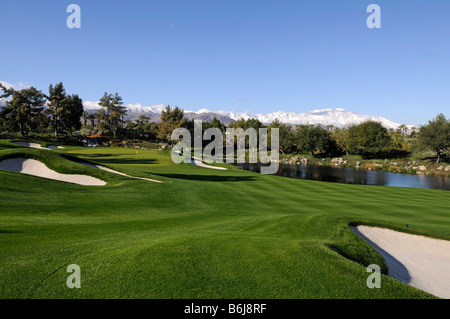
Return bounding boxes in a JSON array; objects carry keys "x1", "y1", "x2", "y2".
[{"x1": 388, "y1": 167, "x2": 397, "y2": 173}]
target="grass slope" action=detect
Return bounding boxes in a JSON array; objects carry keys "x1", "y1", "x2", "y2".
[{"x1": 0, "y1": 140, "x2": 449, "y2": 298}]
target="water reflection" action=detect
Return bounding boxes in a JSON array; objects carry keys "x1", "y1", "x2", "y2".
[{"x1": 234, "y1": 163, "x2": 450, "y2": 191}]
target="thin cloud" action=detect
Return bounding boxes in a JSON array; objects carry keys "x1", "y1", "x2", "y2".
[
  {"x1": 0, "y1": 80, "x2": 30, "y2": 90},
  {"x1": 1, "y1": 81, "x2": 31, "y2": 106}
]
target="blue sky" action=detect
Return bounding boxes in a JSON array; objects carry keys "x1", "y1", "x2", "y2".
[{"x1": 1, "y1": 0, "x2": 449, "y2": 125}]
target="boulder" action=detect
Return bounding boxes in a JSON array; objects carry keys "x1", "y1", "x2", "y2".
[{"x1": 331, "y1": 158, "x2": 344, "y2": 165}]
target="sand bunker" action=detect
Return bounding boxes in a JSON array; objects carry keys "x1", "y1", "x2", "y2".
[
  {"x1": 190, "y1": 158, "x2": 227, "y2": 170},
  {"x1": 173, "y1": 151, "x2": 227, "y2": 170},
  {"x1": 0, "y1": 158, "x2": 106, "y2": 186},
  {"x1": 14, "y1": 141, "x2": 63, "y2": 150},
  {"x1": 78, "y1": 162, "x2": 162, "y2": 183},
  {"x1": 352, "y1": 225, "x2": 450, "y2": 299}
]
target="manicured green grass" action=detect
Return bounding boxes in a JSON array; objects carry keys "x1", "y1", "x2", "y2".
[{"x1": 0, "y1": 139, "x2": 449, "y2": 298}]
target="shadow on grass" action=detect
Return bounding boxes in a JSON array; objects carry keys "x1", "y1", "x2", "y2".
[
  {"x1": 149, "y1": 173, "x2": 257, "y2": 182},
  {"x1": 67, "y1": 153, "x2": 157, "y2": 165},
  {"x1": 351, "y1": 226, "x2": 411, "y2": 284},
  {"x1": 0, "y1": 230, "x2": 23, "y2": 234},
  {"x1": 60, "y1": 154, "x2": 92, "y2": 163},
  {"x1": 68, "y1": 152, "x2": 131, "y2": 158}
]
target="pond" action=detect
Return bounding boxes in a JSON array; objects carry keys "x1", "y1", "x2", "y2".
[{"x1": 233, "y1": 162, "x2": 450, "y2": 191}]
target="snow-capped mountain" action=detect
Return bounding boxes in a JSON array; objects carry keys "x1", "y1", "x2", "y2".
[
  {"x1": 213, "y1": 108, "x2": 410, "y2": 130},
  {"x1": 83, "y1": 101, "x2": 412, "y2": 129},
  {"x1": 83, "y1": 101, "x2": 167, "y2": 115}
]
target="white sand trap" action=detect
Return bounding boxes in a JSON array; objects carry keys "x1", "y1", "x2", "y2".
[
  {"x1": 79, "y1": 162, "x2": 162, "y2": 183},
  {"x1": 352, "y1": 225, "x2": 450, "y2": 299},
  {"x1": 14, "y1": 141, "x2": 63, "y2": 150},
  {"x1": 0, "y1": 158, "x2": 106, "y2": 186},
  {"x1": 190, "y1": 158, "x2": 227, "y2": 170},
  {"x1": 173, "y1": 151, "x2": 227, "y2": 170}
]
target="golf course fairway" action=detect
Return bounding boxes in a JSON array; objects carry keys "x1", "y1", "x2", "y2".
[{"x1": 0, "y1": 140, "x2": 449, "y2": 299}]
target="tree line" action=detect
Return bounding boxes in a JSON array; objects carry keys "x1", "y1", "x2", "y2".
[
  {"x1": 0, "y1": 82, "x2": 83, "y2": 137},
  {"x1": 0, "y1": 82, "x2": 127, "y2": 139},
  {"x1": 153, "y1": 106, "x2": 450, "y2": 164},
  {"x1": 1, "y1": 83, "x2": 449, "y2": 163}
]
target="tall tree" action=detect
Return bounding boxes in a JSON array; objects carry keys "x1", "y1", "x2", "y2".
[
  {"x1": 110, "y1": 93, "x2": 127, "y2": 138},
  {"x1": 46, "y1": 82, "x2": 66, "y2": 137},
  {"x1": 0, "y1": 84, "x2": 46, "y2": 136},
  {"x1": 136, "y1": 115, "x2": 150, "y2": 128},
  {"x1": 268, "y1": 119, "x2": 295, "y2": 155},
  {"x1": 232, "y1": 118, "x2": 246, "y2": 130},
  {"x1": 331, "y1": 127, "x2": 350, "y2": 155},
  {"x1": 81, "y1": 111, "x2": 89, "y2": 128},
  {"x1": 94, "y1": 108, "x2": 108, "y2": 135},
  {"x1": 157, "y1": 105, "x2": 185, "y2": 141},
  {"x1": 208, "y1": 117, "x2": 226, "y2": 132},
  {"x1": 60, "y1": 94, "x2": 84, "y2": 135},
  {"x1": 347, "y1": 121, "x2": 392, "y2": 155},
  {"x1": 98, "y1": 92, "x2": 127, "y2": 138},
  {"x1": 417, "y1": 113, "x2": 450, "y2": 164},
  {"x1": 88, "y1": 112, "x2": 96, "y2": 127},
  {"x1": 295, "y1": 125, "x2": 333, "y2": 156},
  {"x1": 23, "y1": 87, "x2": 48, "y2": 133},
  {"x1": 98, "y1": 92, "x2": 112, "y2": 131},
  {"x1": 398, "y1": 124, "x2": 408, "y2": 135},
  {"x1": 244, "y1": 118, "x2": 263, "y2": 130},
  {"x1": 0, "y1": 84, "x2": 24, "y2": 134}
]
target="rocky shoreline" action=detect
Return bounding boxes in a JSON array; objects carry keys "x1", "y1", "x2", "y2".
[{"x1": 280, "y1": 156, "x2": 450, "y2": 177}]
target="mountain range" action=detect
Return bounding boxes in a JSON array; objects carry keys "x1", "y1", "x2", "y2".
[
  {"x1": 0, "y1": 98, "x2": 413, "y2": 129},
  {"x1": 82, "y1": 101, "x2": 413, "y2": 129}
]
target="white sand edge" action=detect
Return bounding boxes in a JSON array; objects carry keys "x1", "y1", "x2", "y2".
[
  {"x1": 79, "y1": 162, "x2": 162, "y2": 183},
  {"x1": 190, "y1": 157, "x2": 227, "y2": 170},
  {"x1": 191, "y1": 158, "x2": 227, "y2": 171},
  {"x1": 352, "y1": 225, "x2": 450, "y2": 299},
  {"x1": 173, "y1": 151, "x2": 227, "y2": 170},
  {"x1": 0, "y1": 158, "x2": 106, "y2": 186},
  {"x1": 14, "y1": 141, "x2": 63, "y2": 150}
]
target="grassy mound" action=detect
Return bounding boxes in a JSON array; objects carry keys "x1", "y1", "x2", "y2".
[{"x1": 0, "y1": 146, "x2": 116, "y2": 185}]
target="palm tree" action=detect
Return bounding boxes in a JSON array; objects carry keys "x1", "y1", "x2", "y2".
[
  {"x1": 88, "y1": 113, "x2": 96, "y2": 128},
  {"x1": 81, "y1": 111, "x2": 89, "y2": 128},
  {"x1": 398, "y1": 124, "x2": 408, "y2": 135},
  {"x1": 94, "y1": 109, "x2": 107, "y2": 134}
]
